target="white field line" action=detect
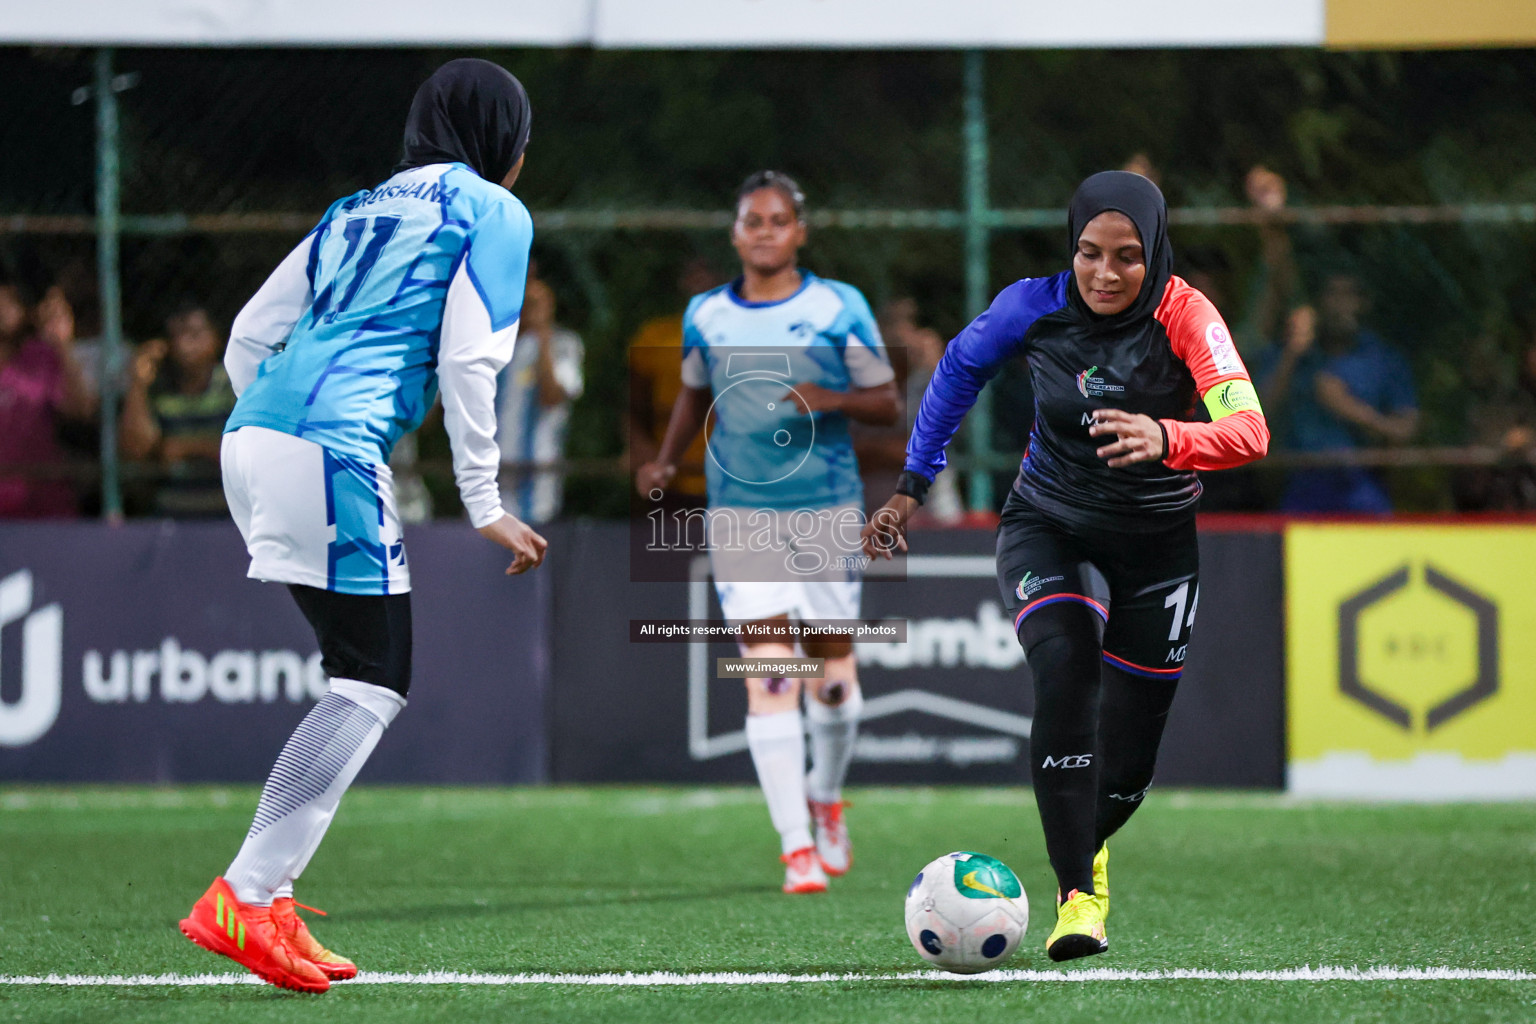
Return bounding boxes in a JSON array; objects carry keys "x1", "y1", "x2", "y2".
[{"x1": 2, "y1": 967, "x2": 1534, "y2": 987}]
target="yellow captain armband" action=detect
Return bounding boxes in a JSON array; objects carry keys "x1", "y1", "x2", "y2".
[{"x1": 1202, "y1": 378, "x2": 1263, "y2": 421}]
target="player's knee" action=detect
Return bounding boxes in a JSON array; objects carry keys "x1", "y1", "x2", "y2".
[
  {"x1": 1018, "y1": 603, "x2": 1102, "y2": 663},
  {"x1": 744, "y1": 646, "x2": 802, "y2": 714},
  {"x1": 810, "y1": 655, "x2": 858, "y2": 707},
  {"x1": 746, "y1": 676, "x2": 802, "y2": 714}
]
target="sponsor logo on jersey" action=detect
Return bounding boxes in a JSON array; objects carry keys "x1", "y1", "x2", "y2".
[
  {"x1": 1041, "y1": 753, "x2": 1093, "y2": 769},
  {"x1": 1015, "y1": 571, "x2": 1065, "y2": 601},
  {"x1": 1204, "y1": 322, "x2": 1244, "y2": 376},
  {"x1": 787, "y1": 319, "x2": 817, "y2": 339},
  {"x1": 1075, "y1": 366, "x2": 1126, "y2": 400}
]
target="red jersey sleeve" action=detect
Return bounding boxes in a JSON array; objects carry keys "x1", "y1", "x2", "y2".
[{"x1": 1154, "y1": 278, "x2": 1269, "y2": 472}]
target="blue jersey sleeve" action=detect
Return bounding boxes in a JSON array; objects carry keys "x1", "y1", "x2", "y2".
[
  {"x1": 831, "y1": 282, "x2": 880, "y2": 350},
  {"x1": 462, "y1": 196, "x2": 534, "y2": 332},
  {"x1": 679, "y1": 294, "x2": 710, "y2": 388},
  {"x1": 904, "y1": 273, "x2": 1068, "y2": 481},
  {"x1": 828, "y1": 281, "x2": 893, "y2": 387}
]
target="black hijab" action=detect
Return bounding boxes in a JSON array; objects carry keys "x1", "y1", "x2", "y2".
[
  {"x1": 398, "y1": 59, "x2": 531, "y2": 185},
  {"x1": 1066, "y1": 170, "x2": 1173, "y2": 330}
]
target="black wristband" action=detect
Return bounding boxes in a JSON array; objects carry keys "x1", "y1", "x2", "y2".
[
  {"x1": 1157, "y1": 421, "x2": 1170, "y2": 463},
  {"x1": 895, "y1": 471, "x2": 931, "y2": 504}
]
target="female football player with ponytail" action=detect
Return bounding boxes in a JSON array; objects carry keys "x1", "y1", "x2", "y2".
[{"x1": 863, "y1": 170, "x2": 1268, "y2": 962}]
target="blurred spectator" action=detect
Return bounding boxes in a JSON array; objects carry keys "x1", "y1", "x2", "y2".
[
  {"x1": 1454, "y1": 312, "x2": 1536, "y2": 510},
  {"x1": 855, "y1": 298, "x2": 963, "y2": 524},
  {"x1": 0, "y1": 282, "x2": 98, "y2": 518},
  {"x1": 48, "y1": 263, "x2": 110, "y2": 515},
  {"x1": 627, "y1": 258, "x2": 721, "y2": 510},
  {"x1": 1178, "y1": 166, "x2": 1302, "y2": 512},
  {"x1": 52, "y1": 259, "x2": 109, "y2": 393},
  {"x1": 1122, "y1": 152, "x2": 1161, "y2": 188},
  {"x1": 119, "y1": 303, "x2": 237, "y2": 517},
  {"x1": 1256, "y1": 274, "x2": 1419, "y2": 513},
  {"x1": 496, "y1": 276, "x2": 584, "y2": 524},
  {"x1": 1239, "y1": 166, "x2": 1301, "y2": 353}
]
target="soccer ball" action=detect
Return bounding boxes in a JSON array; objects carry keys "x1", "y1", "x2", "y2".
[{"x1": 904, "y1": 851, "x2": 1029, "y2": 974}]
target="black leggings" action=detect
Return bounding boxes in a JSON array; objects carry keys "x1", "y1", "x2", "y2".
[
  {"x1": 997, "y1": 498, "x2": 1197, "y2": 897},
  {"x1": 1020, "y1": 603, "x2": 1177, "y2": 896},
  {"x1": 288, "y1": 585, "x2": 413, "y2": 697}
]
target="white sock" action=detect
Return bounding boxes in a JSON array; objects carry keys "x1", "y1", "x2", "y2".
[
  {"x1": 745, "y1": 709, "x2": 812, "y2": 855},
  {"x1": 806, "y1": 684, "x2": 862, "y2": 804},
  {"x1": 224, "y1": 678, "x2": 405, "y2": 905}
]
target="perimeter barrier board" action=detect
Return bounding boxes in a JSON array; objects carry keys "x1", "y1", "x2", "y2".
[
  {"x1": 0, "y1": 523, "x2": 549, "y2": 784},
  {"x1": 549, "y1": 522, "x2": 1284, "y2": 787},
  {"x1": 0, "y1": 520, "x2": 1283, "y2": 786}
]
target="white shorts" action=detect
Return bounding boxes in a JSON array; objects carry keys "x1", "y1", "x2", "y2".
[
  {"x1": 707, "y1": 503, "x2": 863, "y2": 625},
  {"x1": 222, "y1": 426, "x2": 410, "y2": 596}
]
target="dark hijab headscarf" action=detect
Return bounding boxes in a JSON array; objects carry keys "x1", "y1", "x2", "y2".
[
  {"x1": 1066, "y1": 170, "x2": 1173, "y2": 330},
  {"x1": 398, "y1": 59, "x2": 531, "y2": 185}
]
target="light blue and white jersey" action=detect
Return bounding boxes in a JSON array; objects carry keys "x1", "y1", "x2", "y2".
[
  {"x1": 224, "y1": 162, "x2": 533, "y2": 528},
  {"x1": 681, "y1": 273, "x2": 893, "y2": 510}
]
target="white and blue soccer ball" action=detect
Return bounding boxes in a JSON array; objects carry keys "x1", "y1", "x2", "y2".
[{"x1": 904, "y1": 851, "x2": 1030, "y2": 974}]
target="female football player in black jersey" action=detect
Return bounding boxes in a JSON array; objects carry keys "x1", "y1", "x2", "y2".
[{"x1": 862, "y1": 170, "x2": 1269, "y2": 962}]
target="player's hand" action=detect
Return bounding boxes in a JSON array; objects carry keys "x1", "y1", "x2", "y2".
[
  {"x1": 1089, "y1": 409, "x2": 1166, "y2": 468},
  {"x1": 859, "y1": 494, "x2": 918, "y2": 560},
  {"x1": 132, "y1": 339, "x2": 168, "y2": 389},
  {"x1": 477, "y1": 513, "x2": 548, "y2": 575},
  {"x1": 785, "y1": 382, "x2": 843, "y2": 415},
  {"x1": 635, "y1": 461, "x2": 676, "y2": 498}
]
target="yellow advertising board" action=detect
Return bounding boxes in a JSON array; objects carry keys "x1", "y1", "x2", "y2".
[{"x1": 1287, "y1": 524, "x2": 1536, "y2": 798}]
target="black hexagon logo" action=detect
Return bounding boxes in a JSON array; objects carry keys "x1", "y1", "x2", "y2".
[{"x1": 1337, "y1": 563, "x2": 1498, "y2": 732}]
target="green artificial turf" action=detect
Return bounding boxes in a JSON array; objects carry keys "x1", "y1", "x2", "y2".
[{"x1": 1, "y1": 786, "x2": 1533, "y2": 1023}]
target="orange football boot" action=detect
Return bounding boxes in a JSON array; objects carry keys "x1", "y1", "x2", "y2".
[
  {"x1": 808, "y1": 798, "x2": 853, "y2": 876},
  {"x1": 780, "y1": 846, "x2": 829, "y2": 894},
  {"x1": 271, "y1": 898, "x2": 358, "y2": 980},
  {"x1": 179, "y1": 877, "x2": 330, "y2": 993}
]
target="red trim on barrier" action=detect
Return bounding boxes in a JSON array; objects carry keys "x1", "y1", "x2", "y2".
[
  {"x1": 1198, "y1": 512, "x2": 1536, "y2": 532},
  {"x1": 916, "y1": 512, "x2": 1536, "y2": 536}
]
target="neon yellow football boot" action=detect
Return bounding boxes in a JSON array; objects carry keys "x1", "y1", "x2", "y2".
[
  {"x1": 1092, "y1": 843, "x2": 1109, "y2": 920},
  {"x1": 1045, "y1": 888, "x2": 1108, "y2": 963}
]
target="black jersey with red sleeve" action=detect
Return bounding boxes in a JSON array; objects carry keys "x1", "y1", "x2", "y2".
[{"x1": 903, "y1": 271, "x2": 1269, "y2": 533}]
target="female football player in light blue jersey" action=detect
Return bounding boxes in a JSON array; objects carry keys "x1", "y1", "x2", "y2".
[
  {"x1": 637, "y1": 172, "x2": 899, "y2": 894},
  {"x1": 178, "y1": 60, "x2": 547, "y2": 993}
]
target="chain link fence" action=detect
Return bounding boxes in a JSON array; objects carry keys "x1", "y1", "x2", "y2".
[{"x1": 4, "y1": 45, "x2": 1536, "y2": 520}]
